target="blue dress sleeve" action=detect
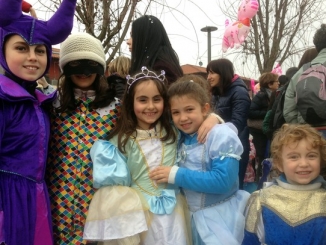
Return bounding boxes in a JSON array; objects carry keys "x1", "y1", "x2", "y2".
[
  {"x1": 90, "y1": 139, "x2": 131, "y2": 188},
  {"x1": 175, "y1": 123, "x2": 243, "y2": 194}
]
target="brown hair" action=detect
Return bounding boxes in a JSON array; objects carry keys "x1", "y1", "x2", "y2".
[
  {"x1": 56, "y1": 74, "x2": 114, "y2": 113},
  {"x1": 168, "y1": 80, "x2": 211, "y2": 108},
  {"x1": 271, "y1": 124, "x2": 326, "y2": 170},
  {"x1": 107, "y1": 56, "x2": 131, "y2": 78},
  {"x1": 176, "y1": 74, "x2": 211, "y2": 102},
  {"x1": 108, "y1": 74, "x2": 175, "y2": 153},
  {"x1": 297, "y1": 48, "x2": 318, "y2": 69},
  {"x1": 206, "y1": 58, "x2": 234, "y2": 96},
  {"x1": 258, "y1": 72, "x2": 279, "y2": 89}
]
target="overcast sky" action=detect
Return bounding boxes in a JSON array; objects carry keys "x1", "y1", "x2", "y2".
[{"x1": 30, "y1": 0, "x2": 318, "y2": 79}]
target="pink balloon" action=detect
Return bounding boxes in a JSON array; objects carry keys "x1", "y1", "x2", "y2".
[
  {"x1": 250, "y1": 78, "x2": 256, "y2": 94},
  {"x1": 271, "y1": 63, "x2": 283, "y2": 76},
  {"x1": 222, "y1": 20, "x2": 250, "y2": 52},
  {"x1": 238, "y1": 0, "x2": 259, "y2": 20},
  {"x1": 225, "y1": 19, "x2": 230, "y2": 27}
]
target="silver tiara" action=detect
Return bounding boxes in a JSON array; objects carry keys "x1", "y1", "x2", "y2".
[{"x1": 126, "y1": 66, "x2": 165, "y2": 93}]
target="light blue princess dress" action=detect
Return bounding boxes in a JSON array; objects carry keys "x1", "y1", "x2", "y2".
[
  {"x1": 83, "y1": 123, "x2": 190, "y2": 245},
  {"x1": 170, "y1": 123, "x2": 250, "y2": 245}
]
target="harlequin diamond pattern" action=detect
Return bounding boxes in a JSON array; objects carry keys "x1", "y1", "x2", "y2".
[{"x1": 47, "y1": 99, "x2": 120, "y2": 244}]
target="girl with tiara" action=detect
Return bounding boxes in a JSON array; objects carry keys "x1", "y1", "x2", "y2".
[
  {"x1": 150, "y1": 80, "x2": 250, "y2": 245},
  {"x1": 0, "y1": 0, "x2": 76, "y2": 244},
  {"x1": 83, "y1": 67, "x2": 221, "y2": 245}
]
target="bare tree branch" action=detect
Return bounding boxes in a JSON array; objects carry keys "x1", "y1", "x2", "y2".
[
  {"x1": 37, "y1": 0, "x2": 152, "y2": 65},
  {"x1": 219, "y1": 0, "x2": 326, "y2": 75}
]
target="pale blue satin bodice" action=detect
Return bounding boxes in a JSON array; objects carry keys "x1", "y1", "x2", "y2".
[
  {"x1": 176, "y1": 123, "x2": 243, "y2": 212},
  {"x1": 90, "y1": 126, "x2": 178, "y2": 215}
]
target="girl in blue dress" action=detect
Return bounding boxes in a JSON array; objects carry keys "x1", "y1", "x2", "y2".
[
  {"x1": 150, "y1": 80, "x2": 250, "y2": 245},
  {"x1": 83, "y1": 67, "x2": 220, "y2": 245}
]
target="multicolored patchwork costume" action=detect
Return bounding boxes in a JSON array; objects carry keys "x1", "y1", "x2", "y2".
[{"x1": 46, "y1": 89, "x2": 120, "y2": 245}]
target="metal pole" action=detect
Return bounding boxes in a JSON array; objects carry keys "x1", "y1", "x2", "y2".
[
  {"x1": 207, "y1": 31, "x2": 211, "y2": 62},
  {"x1": 201, "y1": 26, "x2": 218, "y2": 64}
]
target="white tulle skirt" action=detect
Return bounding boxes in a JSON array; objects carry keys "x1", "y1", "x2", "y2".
[{"x1": 83, "y1": 186, "x2": 191, "y2": 245}]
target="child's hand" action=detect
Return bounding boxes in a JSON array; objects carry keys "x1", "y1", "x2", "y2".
[
  {"x1": 37, "y1": 77, "x2": 49, "y2": 88},
  {"x1": 149, "y1": 166, "x2": 172, "y2": 183},
  {"x1": 197, "y1": 113, "x2": 224, "y2": 143}
]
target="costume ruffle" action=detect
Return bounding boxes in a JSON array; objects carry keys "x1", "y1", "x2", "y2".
[
  {"x1": 85, "y1": 138, "x2": 188, "y2": 244},
  {"x1": 83, "y1": 186, "x2": 149, "y2": 241}
]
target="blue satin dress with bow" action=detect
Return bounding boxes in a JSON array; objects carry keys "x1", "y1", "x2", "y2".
[{"x1": 83, "y1": 125, "x2": 190, "y2": 245}]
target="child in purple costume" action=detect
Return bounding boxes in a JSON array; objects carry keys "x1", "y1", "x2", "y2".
[{"x1": 0, "y1": 0, "x2": 76, "y2": 244}]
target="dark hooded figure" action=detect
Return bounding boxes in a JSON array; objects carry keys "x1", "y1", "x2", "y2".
[{"x1": 127, "y1": 15, "x2": 183, "y2": 85}]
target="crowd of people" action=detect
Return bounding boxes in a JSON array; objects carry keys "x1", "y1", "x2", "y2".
[{"x1": 1, "y1": 1, "x2": 326, "y2": 245}]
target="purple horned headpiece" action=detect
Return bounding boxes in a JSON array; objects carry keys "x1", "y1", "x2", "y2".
[{"x1": 0, "y1": 0, "x2": 77, "y2": 79}]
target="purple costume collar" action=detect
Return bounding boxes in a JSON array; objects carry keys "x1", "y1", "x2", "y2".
[{"x1": 0, "y1": 75, "x2": 56, "y2": 103}]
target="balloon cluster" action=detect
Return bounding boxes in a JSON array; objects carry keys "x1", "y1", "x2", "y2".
[{"x1": 222, "y1": 0, "x2": 259, "y2": 52}]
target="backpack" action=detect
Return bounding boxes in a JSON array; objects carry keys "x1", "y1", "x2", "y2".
[
  {"x1": 295, "y1": 61, "x2": 326, "y2": 125},
  {"x1": 266, "y1": 83, "x2": 288, "y2": 137},
  {"x1": 273, "y1": 85, "x2": 287, "y2": 124}
]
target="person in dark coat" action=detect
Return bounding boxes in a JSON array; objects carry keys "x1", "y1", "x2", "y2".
[
  {"x1": 248, "y1": 72, "x2": 279, "y2": 181},
  {"x1": 207, "y1": 58, "x2": 251, "y2": 189},
  {"x1": 107, "y1": 56, "x2": 130, "y2": 99}
]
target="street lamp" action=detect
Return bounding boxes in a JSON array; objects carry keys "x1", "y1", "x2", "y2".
[{"x1": 201, "y1": 26, "x2": 218, "y2": 64}]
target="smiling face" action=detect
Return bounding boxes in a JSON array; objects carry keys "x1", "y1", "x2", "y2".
[
  {"x1": 4, "y1": 35, "x2": 47, "y2": 81},
  {"x1": 207, "y1": 70, "x2": 221, "y2": 88},
  {"x1": 170, "y1": 95, "x2": 209, "y2": 134},
  {"x1": 70, "y1": 73, "x2": 97, "y2": 91},
  {"x1": 278, "y1": 139, "x2": 321, "y2": 185},
  {"x1": 133, "y1": 79, "x2": 164, "y2": 129}
]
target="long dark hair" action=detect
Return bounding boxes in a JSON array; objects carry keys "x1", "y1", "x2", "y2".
[
  {"x1": 206, "y1": 58, "x2": 234, "y2": 96},
  {"x1": 55, "y1": 74, "x2": 115, "y2": 113},
  {"x1": 108, "y1": 75, "x2": 176, "y2": 153},
  {"x1": 297, "y1": 48, "x2": 318, "y2": 69},
  {"x1": 129, "y1": 15, "x2": 183, "y2": 84}
]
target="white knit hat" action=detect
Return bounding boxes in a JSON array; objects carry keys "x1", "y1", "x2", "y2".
[{"x1": 59, "y1": 33, "x2": 106, "y2": 72}]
